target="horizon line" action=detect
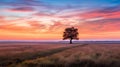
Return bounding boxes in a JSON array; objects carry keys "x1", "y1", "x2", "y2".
[{"x1": 0, "y1": 39, "x2": 120, "y2": 42}]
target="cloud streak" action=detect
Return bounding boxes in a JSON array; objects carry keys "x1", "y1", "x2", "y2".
[{"x1": 0, "y1": 0, "x2": 120, "y2": 40}]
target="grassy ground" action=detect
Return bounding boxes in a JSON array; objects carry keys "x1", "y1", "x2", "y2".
[
  {"x1": 0, "y1": 43, "x2": 120, "y2": 67},
  {"x1": 0, "y1": 42, "x2": 78, "y2": 66},
  {"x1": 18, "y1": 44, "x2": 120, "y2": 67}
]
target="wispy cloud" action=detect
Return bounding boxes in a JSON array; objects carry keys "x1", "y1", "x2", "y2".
[
  {"x1": 6, "y1": 7, "x2": 35, "y2": 12},
  {"x1": 0, "y1": 0, "x2": 120, "y2": 40}
]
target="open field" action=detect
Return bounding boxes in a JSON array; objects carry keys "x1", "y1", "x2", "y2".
[
  {"x1": 0, "y1": 42, "x2": 120, "y2": 67},
  {"x1": 0, "y1": 42, "x2": 75, "y2": 56},
  {"x1": 19, "y1": 44, "x2": 120, "y2": 67},
  {"x1": 0, "y1": 42, "x2": 77, "y2": 66}
]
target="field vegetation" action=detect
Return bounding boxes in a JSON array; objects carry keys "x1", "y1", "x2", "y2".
[
  {"x1": 19, "y1": 44, "x2": 120, "y2": 67},
  {"x1": 0, "y1": 42, "x2": 75, "y2": 66},
  {"x1": 0, "y1": 43, "x2": 120, "y2": 67}
]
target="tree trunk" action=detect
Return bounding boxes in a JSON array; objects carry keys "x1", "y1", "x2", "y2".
[{"x1": 70, "y1": 38, "x2": 72, "y2": 44}]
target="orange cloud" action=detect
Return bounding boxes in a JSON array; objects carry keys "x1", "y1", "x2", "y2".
[{"x1": 0, "y1": 6, "x2": 120, "y2": 40}]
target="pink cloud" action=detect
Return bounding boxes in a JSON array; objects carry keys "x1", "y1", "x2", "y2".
[
  {"x1": 33, "y1": 13, "x2": 52, "y2": 17},
  {"x1": 80, "y1": 9, "x2": 120, "y2": 20},
  {"x1": 6, "y1": 7, "x2": 35, "y2": 12}
]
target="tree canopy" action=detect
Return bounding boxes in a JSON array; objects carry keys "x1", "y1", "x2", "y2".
[{"x1": 63, "y1": 27, "x2": 79, "y2": 44}]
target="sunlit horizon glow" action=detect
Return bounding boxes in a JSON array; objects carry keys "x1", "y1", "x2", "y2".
[{"x1": 0, "y1": 0, "x2": 120, "y2": 40}]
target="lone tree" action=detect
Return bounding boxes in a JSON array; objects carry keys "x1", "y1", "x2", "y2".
[{"x1": 63, "y1": 27, "x2": 79, "y2": 44}]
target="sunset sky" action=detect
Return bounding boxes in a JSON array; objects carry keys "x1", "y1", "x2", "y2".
[{"x1": 0, "y1": 0, "x2": 120, "y2": 40}]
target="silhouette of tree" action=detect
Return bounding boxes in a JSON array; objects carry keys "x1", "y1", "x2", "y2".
[{"x1": 63, "y1": 27, "x2": 79, "y2": 44}]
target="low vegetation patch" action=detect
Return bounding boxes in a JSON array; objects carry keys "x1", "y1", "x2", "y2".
[{"x1": 0, "y1": 44, "x2": 80, "y2": 66}]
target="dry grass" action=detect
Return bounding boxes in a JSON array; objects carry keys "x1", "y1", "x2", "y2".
[
  {"x1": 0, "y1": 43, "x2": 74, "y2": 56},
  {"x1": 20, "y1": 44, "x2": 120, "y2": 67},
  {"x1": 0, "y1": 43, "x2": 120, "y2": 67},
  {"x1": 0, "y1": 42, "x2": 75, "y2": 66}
]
